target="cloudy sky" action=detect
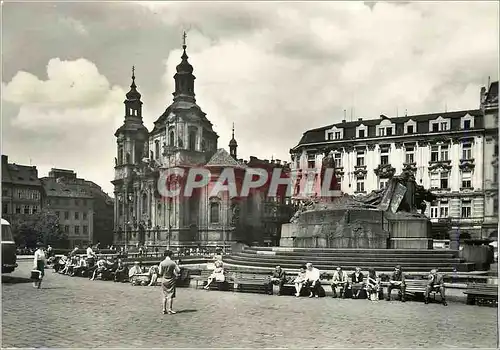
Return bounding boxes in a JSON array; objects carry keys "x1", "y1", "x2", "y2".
[{"x1": 2, "y1": 1, "x2": 498, "y2": 196}]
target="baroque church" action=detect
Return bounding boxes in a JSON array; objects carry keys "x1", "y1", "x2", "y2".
[{"x1": 112, "y1": 38, "x2": 293, "y2": 249}]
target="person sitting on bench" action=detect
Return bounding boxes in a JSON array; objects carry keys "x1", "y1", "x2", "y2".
[
  {"x1": 91, "y1": 258, "x2": 110, "y2": 280},
  {"x1": 204, "y1": 260, "x2": 225, "y2": 290},
  {"x1": 332, "y1": 266, "x2": 349, "y2": 298},
  {"x1": 350, "y1": 267, "x2": 365, "y2": 299},
  {"x1": 425, "y1": 269, "x2": 447, "y2": 306},
  {"x1": 148, "y1": 265, "x2": 159, "y2": 286},
  {"x1": 114, "y1": 259, "x2": 128, "y2": 282},
  {"x1": 386, "y1": 265, "x2": 406, "y2": 302},
  {"x1": 304, "y1": 263, "x2": 321, "y2": 298},
  {"x1": 59, "y1": 255, "x2": 72, "y2": 275},
  {"x1": 128, "y1": 261, "x2": 143, "y2": 282},
  {"x1": 366, "y1": 268, "x2": 380, "y2": 301},
  {"x1": 293, "y1": 265, "x2": 307, "y2": 297},
  {"x1": 266, "y1": 265, "x2": 287, "y2": 295}
]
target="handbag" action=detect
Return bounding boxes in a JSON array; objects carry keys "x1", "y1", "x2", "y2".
[{"x1": 31, "y1": 270, "x2": 41, "y2": 281}]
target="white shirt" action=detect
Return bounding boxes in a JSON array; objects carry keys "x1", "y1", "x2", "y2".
[
  {"x1": 33, "y1": 249, "x2": 46, "y2": 265},
  {"x1": 305, "y1": 267, "x2": 320, "y2": 282},
  {"x1": 86, "y1": 247, "x2": 95, "y2": 258}
]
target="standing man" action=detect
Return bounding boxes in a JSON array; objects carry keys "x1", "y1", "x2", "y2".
[
  {"x1": 159, "y1": 250, "x2": 181, "y2": 315},
  {"x1": 266, "y1": 265, "x2": 287, "y2": 295},
  {"x1": 425, "y1": 269, "x2": 447, "y2": 306},
  {"x1": 305, "y1": 263, "x2": 321, "y2": 298},
  {"x1": 386, "y1": 265, "x2": 406, "y2": 302}
]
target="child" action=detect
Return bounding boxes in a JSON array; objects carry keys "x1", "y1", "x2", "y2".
[{"x1": 294, "y1": 266, "x2": 307, "y2": 297}]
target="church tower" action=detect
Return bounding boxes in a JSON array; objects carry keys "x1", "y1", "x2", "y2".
[
  {"x1": 229, "y1": 123, "x2": 238, "y2": 160},
  {"x1": 112, "y1": 67, "x2": 149, "y2": 241}
]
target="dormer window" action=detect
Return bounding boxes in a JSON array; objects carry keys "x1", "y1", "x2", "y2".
[
  {"x1": 358, "y1": 129, "x2": 365, "y2": 138},
  {"x1": 356, "y1": 124, "x2": 367, "y2": 138},
  {"x1": 405, "y1": 119, "x2": 416, "y2": 134},
  {"x1": 461, "y1": 114, "x2": 475, "y2": 129},
  {"x1": 325, "y1": 127, "x2": 343, "y2": 141},
  {"x1": 430, "y1": 116, "x2": 450, "y2": 132}
]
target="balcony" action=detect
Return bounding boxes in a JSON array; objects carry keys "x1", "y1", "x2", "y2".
[
  {"x1": 403, "y1": 162, "x2": 417, "y2": 172},
  {"x1": 428, "y1": 159, "x2": 452, "y2": 171}
]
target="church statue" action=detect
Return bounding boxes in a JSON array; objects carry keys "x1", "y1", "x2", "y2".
[
  {"x1": 125, "y1": 152, "x2": 131, "y2": 164},
  {"x1": 178, "y1": 137, "x2": 184, "y2": 148},
  {"x1": 114, "y1": 157, "x2": 118, "y2": 166},
  {"x1": 231, "y1": 203, "x2": 240, "y2": 225},
  {"x1": 201, "y1": 139, "x2": 206, "y2": 152}
]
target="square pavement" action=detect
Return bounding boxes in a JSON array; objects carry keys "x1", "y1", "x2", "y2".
[{"x1": 2, "y1": 261, "x2": 498, "y2": 348}]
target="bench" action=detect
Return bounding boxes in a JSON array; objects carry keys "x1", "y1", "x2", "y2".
[
  {"x1": 191, "y1": 270, "x2": 234, "y2": 291},
  {"x1": 464, "y1": 284, "x2": 498, "y2": 306},
  {"x1": 233, "y1": 272, "x2": 270, "y2": 294}
]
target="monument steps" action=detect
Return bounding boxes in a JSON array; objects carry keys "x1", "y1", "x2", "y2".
[
  {"x1": 233, "y1": 253, "x2": 462, "y2": 264},
  {"x1": 225, "y1": 247, "x2": 474, "y2": 272}
]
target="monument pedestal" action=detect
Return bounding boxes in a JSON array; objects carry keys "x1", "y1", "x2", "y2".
[{"x1": 386, "y1": 214, "x2": 433, "y2": 249}]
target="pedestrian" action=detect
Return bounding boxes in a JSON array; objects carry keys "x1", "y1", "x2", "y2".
[
  {"x1": 32, "y1": 242, "x2": 46, "y2": 289},
  {"x1": 159, "y1": 250, "x2": 181, "y2": 315}
]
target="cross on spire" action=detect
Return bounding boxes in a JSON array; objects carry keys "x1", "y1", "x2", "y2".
[
  {"x1": 132, "y1": 65, "x2": 135, "y2": 80},
  {"x1": 232, "y1": 122, "x2": 235, "y2": 139},
  {"x1": 182, "y1": 31, "x2": 187, "y2": 48}
]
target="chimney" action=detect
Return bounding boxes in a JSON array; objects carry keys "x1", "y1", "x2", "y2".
[
  {"x1": 481, "y1": 86, "x2": 487, "y2": 105},
  {"x1": 358, "y1": 118, "x2": 362, "y2": 121},
  {"x1": 341, "y1": 119, "x2": 346, "y2": 123},
  {"x1": 276, "y1": 159, "x2": 281, "y2": 165},
  {"x1": 271, "y1": 159, "x2": 275, "y2": 164}
]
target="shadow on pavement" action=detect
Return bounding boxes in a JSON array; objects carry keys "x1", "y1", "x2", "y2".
[
  {"x1": 176, "y1": 309, "x2": 197, "y2": 314},
  {"x1": 2, "y1": 275, "x2": 33, "y2": 284}
]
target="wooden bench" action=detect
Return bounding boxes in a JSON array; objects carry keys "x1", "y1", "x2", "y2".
[
  {"x1": 464, "y1": 284, "x2": 498, "y2": 306},
  {"x1": 191, "y1": 270, "x2": 234, "y2": 291},
  {"x1": 233, "y1": 272, "x2": 269, "y2": 294}
]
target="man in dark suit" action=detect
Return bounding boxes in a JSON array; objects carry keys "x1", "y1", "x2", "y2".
[
  {"x1": 266, "y1": 265, "x2": 287, "y2": 295},
  {"x1": 386, "y1": 265, "x2": 406, "y2": 302},
  {"x1": 350, "y1": 267, "x2": 365, "y2": 299},
  {"x1": 425, "y1": 269, "x2": 447, "y2": 306}
]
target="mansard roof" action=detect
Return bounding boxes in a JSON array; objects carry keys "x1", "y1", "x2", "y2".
[
  {"x1": 295, "y1": 109, "x2": 483, "y2": 147},
  {"x1": 205, "y1": 148, "x2": 246, "y2": 168}
]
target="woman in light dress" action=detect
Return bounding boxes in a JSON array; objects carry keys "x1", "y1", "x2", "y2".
[
  {"x1": 204, "y1": 260, "x2": 225, "y2": 289},
  {"x1": 366, "y1": 268, "x2": 380, "y2": 301},
  {"x1": 294, "y1": 265, "x2": 307, "y2": 297},
  {"x1": 32, "y1": 242, "x2": 46, "y2": 289}
]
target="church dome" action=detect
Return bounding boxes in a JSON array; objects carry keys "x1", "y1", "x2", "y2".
[{"x1": 176, "y1": 46, "x2": 193, "y2": 74}]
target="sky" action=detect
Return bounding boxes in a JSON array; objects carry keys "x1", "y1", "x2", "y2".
[{"x1": 2, "y1": 1, "x2": 499, "y2": 196}]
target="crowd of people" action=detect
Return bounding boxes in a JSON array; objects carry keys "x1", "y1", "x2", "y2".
[{"x1": 265, "y1": 263, "x2": 447, "y2": 305}]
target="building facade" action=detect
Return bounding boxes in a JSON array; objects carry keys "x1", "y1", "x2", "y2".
[
  {"x1": 290, "y1": 82, "x2": 498, "y2": 239},
  {"x1": 1, "y1": 155, "x2": 43, "y2": 223},
  {"x1": 112, "y1": 41, "x2": 292, "y2": 249}
]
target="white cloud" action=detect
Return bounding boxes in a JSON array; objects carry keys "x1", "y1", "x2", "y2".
[{"x1": 3, "y1": 58, "x2": 126, "y2": 129}]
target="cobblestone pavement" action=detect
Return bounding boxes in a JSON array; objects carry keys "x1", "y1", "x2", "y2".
[{"x1": 2, "y1": 261, "x2": 498, "y2": 348}]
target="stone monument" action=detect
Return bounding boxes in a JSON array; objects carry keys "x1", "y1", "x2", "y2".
[{"x1": 280, "y1": 170, "x2": 436, "y2": 249}]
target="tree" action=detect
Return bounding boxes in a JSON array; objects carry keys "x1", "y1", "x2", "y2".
[{"x1": 11, "y1": 210, "x2": 69, "y2": 249}]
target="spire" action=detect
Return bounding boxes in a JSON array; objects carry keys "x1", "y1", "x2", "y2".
[
  {"x1": 229, "y1": 122, "x2": 238, "y2": 160},
  {"x1": 126, "y1": 65, "x2": 141, "y2": 100},
  {"x1": 173, "y1": 31, "x2": 196, "y2": 102}
]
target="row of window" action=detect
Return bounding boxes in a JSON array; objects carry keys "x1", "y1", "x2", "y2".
[
  {"x1": 326, "y1": 117, "x2": 474, "y2": 141},
  {"x1": 55, "y1": 211, "x2": 88, "y2": 221},
  {"x1": 302, "y1": 143, "x2": 475, "y2": 169},
  {"x1": 4, "y1": 189, "x2": 41, "y2": 200},
  {"x1": 48, "y1": 198, "x2": 88, "y2": 206},
  {"x1": 429, "y1": 199, "x2": 498, "y2": 219},
  {"x1": 2, "y1": 204, "x2": 39, "y2": 215},
  {"x1": 63, "y1": 225, "x2": 89, "y2": 235}
]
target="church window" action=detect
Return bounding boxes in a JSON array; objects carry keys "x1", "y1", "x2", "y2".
[
  {"x1": 118, "y1": 147, "x2": 124, "y2": 165},
  {"x1": 155, "y1": 141, "x2": 160, "y2": 160},
  {"x1": 188, "y1": 130, "x2": 197, "y2": 151},
  {"x1": 169, "y1": 131, "x2": 175, "y2": 146},
  {"x1": 142, "y1": 193, "x2": 147, "y2": 214},
  {"x1": 210, "y1": 202, "x2": 220, "y2": 223}
]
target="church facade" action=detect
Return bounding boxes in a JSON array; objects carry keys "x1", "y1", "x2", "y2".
[{"x1": 111, "y1": 41, "x2": 292, "y2": 249}]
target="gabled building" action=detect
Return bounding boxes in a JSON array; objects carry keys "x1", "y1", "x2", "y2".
[
  {"x1": 1, "y1": 155, "x2": 43, "y2": 223},
  {"x1": 290, "y1": 81, "x2": 499, "y2": 239}
]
